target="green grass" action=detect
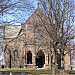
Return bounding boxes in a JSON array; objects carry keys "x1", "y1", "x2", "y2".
[
  {"x1": 0, "y1": 68, "x2": 51, "y2": 74},
  {"x1": 0, "y1": 68, "x2": 75, "y2": 74},
  {"x1": 65, "y1": 70, "x2": 75, "y2": 74}
]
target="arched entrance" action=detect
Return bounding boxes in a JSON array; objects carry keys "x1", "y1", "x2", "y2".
[
  {"x1": 27, "y1": 51, "x2": 32, "y2": 64},
  {"x1": 36, "y1": 50, "x2": 45, "y2": 68}
]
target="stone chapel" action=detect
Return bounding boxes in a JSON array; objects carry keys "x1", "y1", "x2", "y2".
[{"x1": 3, "y1": 7, "x2": 71, "y2": 70}]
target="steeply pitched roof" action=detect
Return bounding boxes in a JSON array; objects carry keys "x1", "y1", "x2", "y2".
[
  {"x1": 4, "y1": 25, "x2": 21, "y2": 39},
  {"x1": 4, "y1": 7, "x2": 45, "y2": 39},
  {"x1": 23, "y1": 7, "x2": 44, "y2": 25}
]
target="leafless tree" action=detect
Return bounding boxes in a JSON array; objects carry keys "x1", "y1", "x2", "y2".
[
  {"x1": 34, "y1": 0, "x2": 75, "y2": 75},
  {"x1": 0, "y1": 0, "x2": 35, "y2": 65},
  {"x1": 0, "y1": 0, "x2": 34, "y2": 24}
]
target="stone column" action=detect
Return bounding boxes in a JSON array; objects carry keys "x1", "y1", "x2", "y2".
[
  {"x1": 33, "y1": 54, "x2": 36, "y2": 69},
  {"x1": 48, "y1": 53, "x2": 51, "y2": 70},
  {"x1": 24, "y1": 49, "x2": 27, "y2": 68},
  {"x1": 44, "y1": 54, "x2": 48, "y2": 68}
]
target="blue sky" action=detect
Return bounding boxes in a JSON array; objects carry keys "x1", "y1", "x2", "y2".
[
  {"x1": 0, "y1": 0, "x2": 38, "y2": 62},
  {"x1": 0, "y1": 0, "x2": 38, "y2": 25}
]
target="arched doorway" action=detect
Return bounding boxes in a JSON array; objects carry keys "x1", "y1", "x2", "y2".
[
  {"x1": 27, "y1": 51, "x2": 32, "y2": 64},
  {"x1": 36, "y1": 50, "x2": 45, "y2": 68}
]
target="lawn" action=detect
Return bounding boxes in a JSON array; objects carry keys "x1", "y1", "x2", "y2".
[
  {"x1": 0, "y1": 68, "x2": 51, "y2": 75},
  {"x1": 0, "y1": 68, "x2": 74, "y2": 75}
]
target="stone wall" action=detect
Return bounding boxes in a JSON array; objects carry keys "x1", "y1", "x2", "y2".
[{"x1": 3, "y1": 7, "x2": 71, "y2": 70}]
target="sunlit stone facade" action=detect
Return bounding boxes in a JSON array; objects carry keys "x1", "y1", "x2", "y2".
[{"x1": 3, "y1": 7, "x2": 71, "y2": 70}]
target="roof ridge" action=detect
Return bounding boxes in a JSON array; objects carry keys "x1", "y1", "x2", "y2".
[{"x1": 22, "y1": 7, "x2": 42, "y2": 25}]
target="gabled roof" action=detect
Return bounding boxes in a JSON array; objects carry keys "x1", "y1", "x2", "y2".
[
  {"x1": 4, "y1": 25, "x2": 21, "y2": 39},
  {"x1": 23, "y1": 7, "x2": 45, "y2": 25},
  {"x1": 4, "y1": 7, "x2": 45, "y2": 39}
]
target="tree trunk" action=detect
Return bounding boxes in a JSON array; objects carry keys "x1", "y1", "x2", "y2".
[
  {"x1": 52, "y1": 62, "x2": 56, "y2": 75},
  {"x1": 51, "y1": 49, "x2": 56, "y2": 75},
  {"x1": 48, "y1": 52, "x2": 51, "y2": 70},
  {"x1": 61, "y1": 49, "x2": 65, "y2": 74}
]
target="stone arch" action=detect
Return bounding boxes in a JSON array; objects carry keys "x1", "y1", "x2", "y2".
[
  {"x1": 36, "y1": 50, "x2": 45, "y2": 68},
  {"x1": 27, "y1": 51, "x2": 32, "y2": 64}
]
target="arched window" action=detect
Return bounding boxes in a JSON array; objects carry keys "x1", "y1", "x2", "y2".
[
  {"x1": 13, "y1": 49, "x2": 18, "y2": 61},
  {"x1": 27, "y1": 51, "x2": 32, "y2": 64}
]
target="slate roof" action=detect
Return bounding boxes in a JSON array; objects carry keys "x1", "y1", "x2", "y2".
[{"x1": 4, "y1": 25, "x2": 21, "y2": 39}]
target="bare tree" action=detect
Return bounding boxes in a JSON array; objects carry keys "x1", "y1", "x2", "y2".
[
  {"x1": 0, "y1": 0, "x2": 35, "y2": 66},
  {"x1": 0, "y1": 0, "x2": 34, "y2": 24},
  {"x1": 34, "y1": 0, "x2": 75, "y2": 75}
]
